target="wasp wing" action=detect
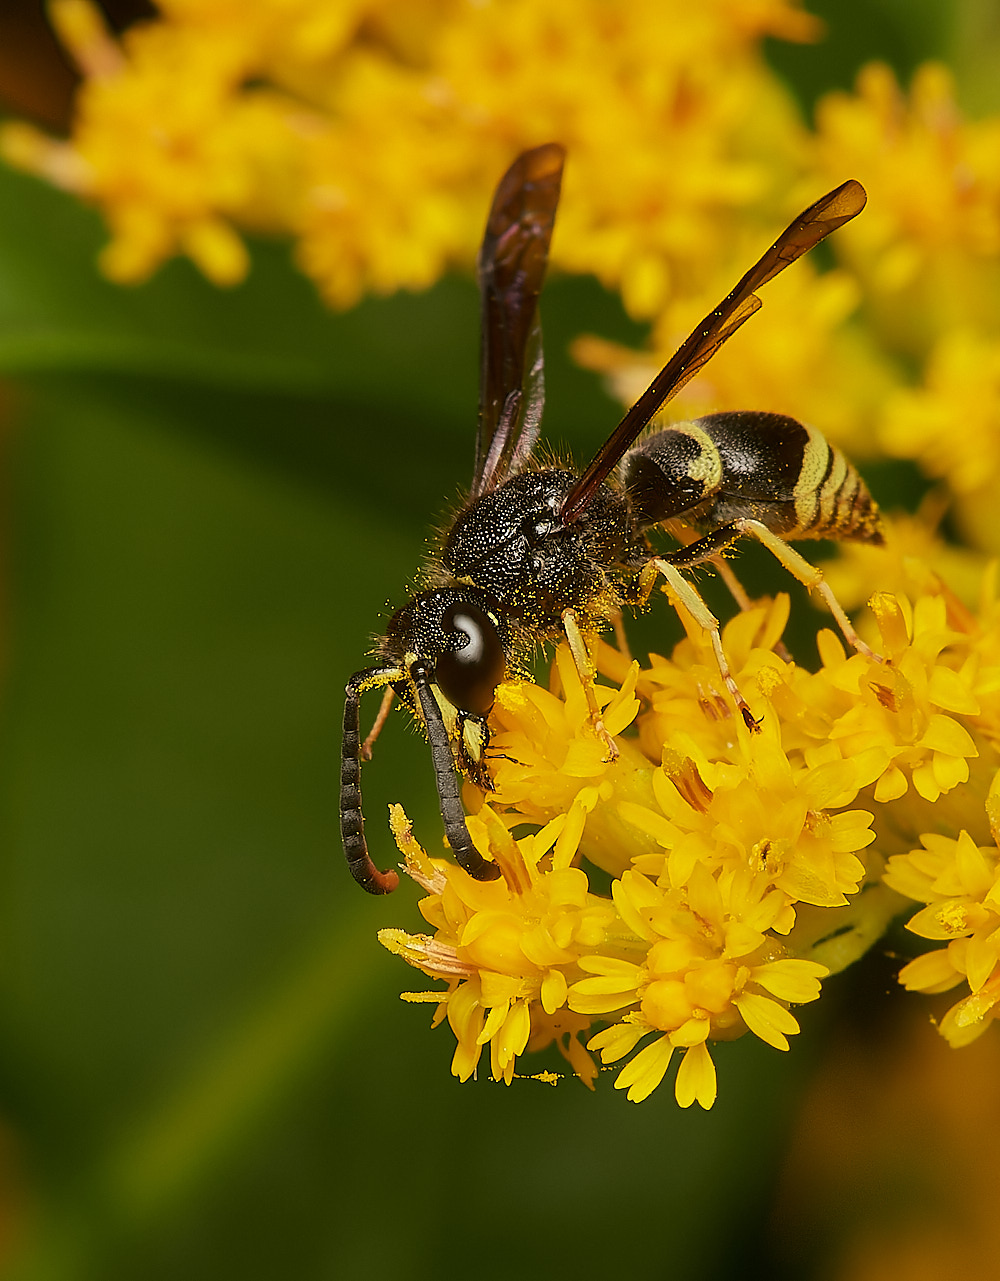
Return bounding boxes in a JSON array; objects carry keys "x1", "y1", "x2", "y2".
[
  {"x1": 561, "y1": 179, "x2": 867, "y2": 523},
  {"x1": 471, "y1": 143, "x2": 565, "y2": 499}
]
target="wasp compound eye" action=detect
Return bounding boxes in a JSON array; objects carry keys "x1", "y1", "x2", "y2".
[{"x1": 436, "y1": 603, "x2": 505, "y2": 715}]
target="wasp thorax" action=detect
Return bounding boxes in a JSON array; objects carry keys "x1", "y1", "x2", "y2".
[{"x1": 443, "y1": 469, "x2": 644, "y2": 630}]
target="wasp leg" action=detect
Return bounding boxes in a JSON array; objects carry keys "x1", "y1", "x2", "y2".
[
  {"x1": 663, "y1": 517, "x2": 793, "y2": 662},
  {"x1": 647, "y1": 557, "x2": 761, "y2": 733},
  {"x1": 706, "y1": 554, "x2": 797, "y2": 663},
  {"x1": 744, "y1": 522, "x2": 881, "y2": 660},
  {"x1": 343, "y1": 666, "x2": 405, "y2": 894},
  {"x1": 409, "y1": 661, "x2": 502, "y2": 883},
  {"x1": 455, "y1": 708, "x2": 495, "y2": 793},
  {"x1": 361, "y1": 685, "x2": 395, "y2": 760},
  {"x1": 561, "y1": 608, "x2": 620, "y2": 760},
  {"x1": 668, "y1": 519, "x2": 881, "y2": 661}
]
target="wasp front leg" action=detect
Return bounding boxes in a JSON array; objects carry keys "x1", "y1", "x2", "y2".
[
  {"x1": 561, "y1": 608, "x2": 620, "y2": 760},
  {"x1": 453, "y1": 707, "x2": 496, "y2": 793},
  {"x1": 409, "y1": 662, "x2": 501, "y2": 883},
  {"x1": 361, "y1": 685, "x2": 395, "y2": 760}
]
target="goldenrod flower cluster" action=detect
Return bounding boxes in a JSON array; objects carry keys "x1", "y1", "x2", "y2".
[
  {"x1": 9, "y1": 2, "x2": 1000, "y2": 1104},
  {"x1": 379, "y1": 564, "x2": 1000, "y2": 1105}
]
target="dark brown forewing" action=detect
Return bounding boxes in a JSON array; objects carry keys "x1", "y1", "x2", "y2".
[
  {"x1": 472, "y1": 143, "x2": 565, "y2": 498},
  {"x1": 561, "y1": 179, "x2": 867, "y2": 522}
]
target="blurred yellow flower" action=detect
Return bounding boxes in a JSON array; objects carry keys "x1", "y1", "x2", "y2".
[
  {"x1": 879, "y1": 329, "x2": 1000, "y2": 540},
  {"x1": 886, "y1": 772, "x2": 1000, "y2": 1048},
  {"x1": 812, "y1": 62, "x2": 1000, "y2": 348},
  {"x1": 2, "y1": 0, "x2": 818, "y2": 307}
]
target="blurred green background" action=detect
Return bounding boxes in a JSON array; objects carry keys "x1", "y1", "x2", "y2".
[{"x1": 0, "y1": 2, "x2": 980, "y2": 1279}]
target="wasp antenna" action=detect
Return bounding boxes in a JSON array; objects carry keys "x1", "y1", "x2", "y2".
[
  {"x1": 410, "y1": 662, "x2": 502, "y2": 883},
  {"x1": 342, "y1": 670, "x2": 402, "y2": 894}
]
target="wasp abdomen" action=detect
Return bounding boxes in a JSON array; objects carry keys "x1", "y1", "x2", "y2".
[
  {"x1": 622, "y1": 421, "x2": 724, "y2": 528},
  {"x1": 623, "y1": 411, "x2": 883, "y2": 545}
]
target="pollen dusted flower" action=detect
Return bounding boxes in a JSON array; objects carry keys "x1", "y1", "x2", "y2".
[
  {"x1": 378, "y1": 802, "x2": 621, "y2": 1088},
  {"x1": 774, "y1": 590, "x2": 982, "y2": 806},
  {"x1": 575, "y1": 863, "x2": 829, "y2": 1106},
  {"x1": 374, "y1": 554, "x2": 1000, "y2": 1104}
]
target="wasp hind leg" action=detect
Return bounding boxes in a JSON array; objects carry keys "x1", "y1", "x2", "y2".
[
  {"x1": 663, "y1": 518, "x2": 793, "y2": 663},
  {"x1": 645, "y1": 557, "x2": 761, "y2": 733},
  {"x1": 666, "y1": 518, "x2": 881, "y2": 662}
]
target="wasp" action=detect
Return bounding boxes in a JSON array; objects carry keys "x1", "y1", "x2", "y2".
[{"x1": 342, "y1": 144, "x2": 880, "y2": 894}]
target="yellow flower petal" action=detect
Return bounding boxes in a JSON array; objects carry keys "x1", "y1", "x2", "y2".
[
  {"x1": 614, "y1": 1035, "x2": 675, "y2": 1104},
  {"x1": 674, "y1": 1042, "x2": 718, "y2": 1109},
  {"x1": 734, "y1": 992, "x2": 799, "y2": 1050}
]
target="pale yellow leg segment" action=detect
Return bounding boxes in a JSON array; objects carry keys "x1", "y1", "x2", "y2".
[
  {"x1": 734, "y1": 520, "x2": 882, "y2": 662},
  {"x1": 711, "y1": 555, "x2": 794, "y2": 664},
  {"x1": 561, "y1": 608, "x2": 619, "y2": 760},
  {"x1": 665, "y1": 518, "x2": 791, "y2": 660},
  {"x1": 650, "y1": 558, "x2": 760, "y2": 733}
]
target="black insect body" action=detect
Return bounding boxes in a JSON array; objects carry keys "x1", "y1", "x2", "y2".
[
  {"x1": 443, "y1": 468, "x2": 647, "y2": 633},
  {"x1": 342, "y1": 144, "x2": 880, "y2": 895},
  {"x1": 623, "y1": 411, "x2": 880, "y2": 543}
]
